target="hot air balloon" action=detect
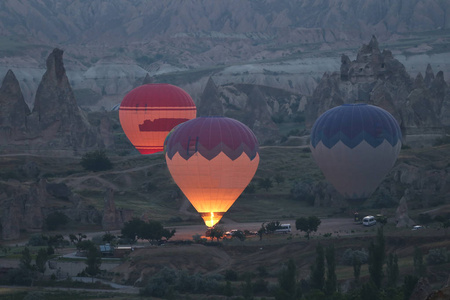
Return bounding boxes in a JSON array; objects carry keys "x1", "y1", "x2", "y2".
[
  {"x1": 119, "y1": 84, "x2": 196, "y2": 154},
  {"x1": 310, "y1": 103, "x2": 402, "y2": 202},
  {"x1": 165, "y1": 116, "x2": 260, "y2": 227}
]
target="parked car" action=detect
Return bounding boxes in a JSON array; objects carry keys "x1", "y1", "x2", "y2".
[
  {"x1": 362, "y1": 215, "x2": 377, "y2": 226},
  {"x1": 275, "y1": 224, "x2": 292, "y2": 234},
  {"x1": 412, "y1": 225, "x2": 423, "y2": 230},
  {"x1": 225, "y1": 229, "x2": 241, "y2": 236}
]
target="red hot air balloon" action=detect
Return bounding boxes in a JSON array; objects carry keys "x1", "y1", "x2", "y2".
[
  {"x1": 165, "y1": 117, "x2": 260, "y2": 227},
  {"x1": 119, "y1": 84, "x2": 196, "y2": 154}
]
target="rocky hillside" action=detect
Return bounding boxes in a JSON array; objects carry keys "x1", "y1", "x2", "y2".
[
  {"x1": 305, "y1": 36, "x2": 450, "y2": 147},
  {"x1": 0, "y1": 0, "x2": 448, "y2": 52},
  {"x1": 0, "y1": 0, "x2": 450, "y2": 109},
  {"x1": 0, "y1": 48, "x2": 111, "y2": 154}
]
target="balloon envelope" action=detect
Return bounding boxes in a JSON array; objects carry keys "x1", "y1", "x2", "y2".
[
  {"x1": 165, "y1": 116, "x2": 260, "y2": 227},
  {"x1": 310, "y1": 103, "x2": 402, "y2": 200},
  {"x1": 119, "y1": 84, "x2": 196, "y2": 154}
]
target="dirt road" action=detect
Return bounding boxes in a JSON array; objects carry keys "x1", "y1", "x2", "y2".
[{"x1": 170, "y1": 217, "x2": 359, "y2": 240}]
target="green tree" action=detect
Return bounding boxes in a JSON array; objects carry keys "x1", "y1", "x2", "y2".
[
  {"x1": 45, "y1": 211, "x2": 68, "y2": 230},
  {"x1": 48, "y1": 234, "x2": 65, "y2": 253},
  {"x1": 403, "y1": 275, "x2": 419, "y2": 300},
  {"x1": 274, "y1": 174, "x2": 285, "y2": 185},
  {"x1": 265, "y1": 221, "x2": 282, "y2": 234},
  {"x1": 242, "y1": 275, "x2": 253, "y2": 300},
  {"x1": 102, "y1": 232, "x2": 116, "y2": 244},
  {"x1": 258, "y1": 177, "x2": 273, "y2": 191},
  {"x1": 20, "y1": 247, "x2": 33, "y2": 271},
  {"x1": 121, "y1": 218, "x2": 146, "y2": 244},
  {"x1": 85, "y1": 245, "x2": 102, "y2": 281},
  {"x1": 353, "y1": 253, "x2": 362, "y2": 284},
  {"x1": 35, "y1": 248, "x2": 48, "y2": 275},
  {"x1": 295, "y1": 216, "x2": 321, "y2": 240},
  {"x1": 325, "y1": 244, "x2": 337, "y2": 295},
  {"x1": 276, "y1": 259, "x2": 299, "y2": 300},
  {"x1": 368, "y1": 227, "x2": 385, "y2": 289},
  {"x1": 80, "y1": 150, "x2": 113, "y2": 172},
  {"x1": 360, "y1": 281, "x2": 380, "y2": 300},
  {"x1": 208, "y1": 226, "x2": 225, "y2": 241},
  {"x1": 257, "y1": 223, "x2": 265, "y2": 240},
  {"x1": 69, "y1": 233, "x2": 87, "y2": 246},
  {"x1": 413, "y1": 246, "x2": 426, "y2": 277},
  {"x1": 386, "y1": 253, "x2": 399, "y2": 287},
  {"x1": 442, "y1": 219, "x2": 450, "y2": 236},
  {"x1": 310, "y1": 243, "x2": 325, "y2": 291},
  {"x1": 224, "y1": 280, "x2": 233, "y2": 297}
]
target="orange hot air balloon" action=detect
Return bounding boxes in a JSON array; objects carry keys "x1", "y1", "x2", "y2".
[
  {"x1": 119, "y1": 84, "x2": 196, "y2": 154},
  {"x1": 165, "y1": 117, "x2": 260, "y2": 227}
]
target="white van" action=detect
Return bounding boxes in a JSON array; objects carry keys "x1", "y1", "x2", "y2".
[
  {"x1": 362, "y1": 216, "x2": 377, "y2": 227},
  {"x1": 275, "y1": 224, "x2": 291, "y2": 234}
]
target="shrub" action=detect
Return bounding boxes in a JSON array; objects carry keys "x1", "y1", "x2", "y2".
[
  {"x1": 28, "y1": 234, "x2": 48, "y2": 246},
  {"x1": 342, "y1": 248, "x2": 369, "y2": 266},
  {"x1": 45, "y1": 211, "x2": 69, "y2": 231},
  {"x1": 418, "y1": 213, "x2": 433, "y2": 225},
  {"x1": 141, "y1": 267, "x2": 223, "y2": 297},
  {"x1": 224, "y1": 269, "x2": 238, "y2": 281},
  {"x1": 80, "y1": 150, "x2": 113, "y2": 172},
  {"x1": 426, "y1": 248, "x2": 448, "y2": 265}
]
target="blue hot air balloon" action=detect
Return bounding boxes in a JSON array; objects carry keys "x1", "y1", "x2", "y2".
[{"x1": 310, "y1": 103, "x2": 402, "y2": 200}]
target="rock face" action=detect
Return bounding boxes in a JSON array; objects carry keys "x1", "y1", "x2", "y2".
[
  {"x1": 101, "y1": 188, "x2": 133, "y2": 230},
  {"x1": 395, "y1": 190, "x2": 415, "y2": 228},
  {"x1": 197, "y1": 77, "x2": 224, "y2": 117},
  {"x1": 0, "y1": 70, "x2": 30, "y2": 143},
  {"x1": 306, "y1": 36, "x2": 449, "y2": 147},
  {"x1": 409, "y1": 277, "x2": 433, "y2": 300},
  {"x1": 0, "y1": 179, "x2": 101, "y2": 240},
  {"x1": 29, "y1": 49, "x2": 99, "y2": 150},
  {"x1": 213, "y1": 83, "x2": 303, "y2": 144},
  {"x1": 0, "y1": 49, "x2": 109, "y2": 153}
]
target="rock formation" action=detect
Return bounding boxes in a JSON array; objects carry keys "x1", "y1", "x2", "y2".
[
  {"x1": 197, "y1": 77, "x2": 224, "y2": 117},
  {"x1": 142, "y1": 73, "x2": 154, "y2": 84},
  {"x1": 101, "y1": 188, "x2": 132, "y2": 230},
  {"x1": 0, "y1": 179, "x2": 102, "y2": 240},
  {"x1": 0, "y1": 70, "x2": 30, "y2": 143},
  {"x1": 30, "y1": 48, "x2": 99, "y2": 150},
  {"x1": 409, "y1": 277, "x2": 432, "y2": 300},
  {"x1": 395, "y1": 190, "x2": 415, "y2": 227},
  {"x1": 0, "y1": 48, "x2": 110, "y2": 153},
  {"x1": 243, "y1": 85, "x2": 279, "y2": 143},
  {"x1": 305, "y1": 36, "x2": 449, "y2": 147}
]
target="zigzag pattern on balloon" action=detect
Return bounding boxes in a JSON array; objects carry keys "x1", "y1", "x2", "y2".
[
  {"x1": 310, "y1": 104, "x2": 402, "y2": 149},
  {"x1": 166, "y1": 141, "x2": 258, "y2": 161},
  {"x1": 311, "y1": 129, "x2": 401, "y2": 149},
  {"x1": 165, "y1": 116, "x2": 259, "y2": 161}
]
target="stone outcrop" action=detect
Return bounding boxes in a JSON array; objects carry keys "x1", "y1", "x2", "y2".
[
  {"x1": 0, "y1": 49, "x2": 111, "y2": 153},
  {"x1": 0, "y1": 70, "x2": 30, "y2": 143},
  {"x1": 305, "y1": 36, "x2": 449, "y2": 147},
  {"x1": 101, "y1": 188, "x2": 132, "y2": 230},
  {"x1": 409, "y1": 277, "x2": 433, "y2": 300},
  {"x1": 197, "y1": 77, "x2": 224, "y2": 117},
  {"x1": 0, "y1": 179, "x2": 102, "y2": 240},
  {"x1": 395, "y1": 190, "x2": 415, "y2": 227},
  {"x1": 29, "y1": 48, "x2": 99, "y2": 150},
  {"x1": 142, "y1": 73, "x2": 154, "y2": 85},
  {"x1": 209, "y1": 82, "x2": 301, "y2": 144},
  {"x1": 243, "y1": 85, "x2": 279, "y2": 143}
]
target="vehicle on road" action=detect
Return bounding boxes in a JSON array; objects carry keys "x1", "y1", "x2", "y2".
[
  {"x1": 362, "y1": 216, "x2": 377, "y2": 227},
  {"x1": 275, "y1": 224, "x2": 291, "y2": 234}
]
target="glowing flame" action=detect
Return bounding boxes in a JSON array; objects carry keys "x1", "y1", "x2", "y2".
[{"x1": 201, "y1": 212, "x2": 224, "y2": 228}]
